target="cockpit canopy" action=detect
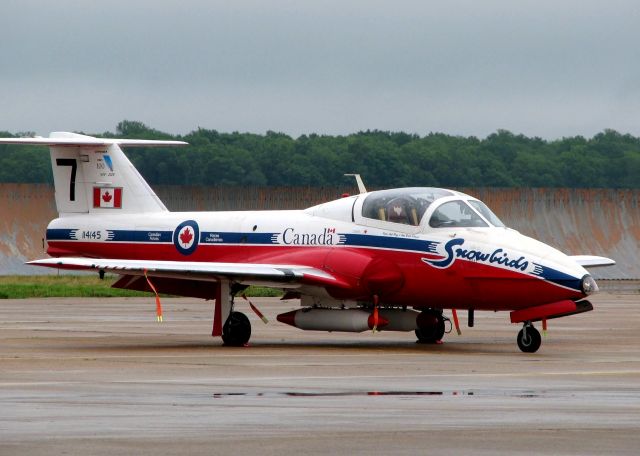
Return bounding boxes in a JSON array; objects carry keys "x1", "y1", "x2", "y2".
[
  {"x1": 362, "y1": 188, "x2": 453, "y2": 226},
  {"x1": 361, "y1": 187, "x2": 505, "y2": 229}
]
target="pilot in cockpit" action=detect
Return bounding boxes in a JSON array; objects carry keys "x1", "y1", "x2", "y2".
[{"x1": 382, "y1": 197, "x2": 420, "y2": 225}]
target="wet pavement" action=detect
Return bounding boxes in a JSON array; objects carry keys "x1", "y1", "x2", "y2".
[{"x1": 1, "y1": 292, "x2": 639, "y2": 455}]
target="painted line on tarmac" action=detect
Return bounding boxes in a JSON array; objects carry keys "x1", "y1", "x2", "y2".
[
  {"x1": 114, "y1": 369, "x2": 640, "y2": 382},
  {"x1": 1, "y1": 369, "x2": 640, "y2": 387}
]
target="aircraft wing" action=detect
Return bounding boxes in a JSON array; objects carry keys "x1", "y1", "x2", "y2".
[
  {"x1": 570, "y1": 255, "x2": 616, "y2": 268},
  {"x1": 28, "y1": 257, "x2": 350, "y2": 289}
]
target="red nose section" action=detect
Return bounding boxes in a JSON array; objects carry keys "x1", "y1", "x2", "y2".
[
  {"x1": 277, "y1": 310, "x2": 297, "y2": 327},
  {"x1": 510, "y1": 299, "x2": 593, "y2": 323}
]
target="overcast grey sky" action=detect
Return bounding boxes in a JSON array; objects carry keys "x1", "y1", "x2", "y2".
[{"x1": 1, "y1": 0, "x2": 639, "y2": 138}]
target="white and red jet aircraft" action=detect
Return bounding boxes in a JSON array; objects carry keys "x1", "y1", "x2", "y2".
[{"x1": 0, "y1": 132, "x2": 615, "y2": 352}]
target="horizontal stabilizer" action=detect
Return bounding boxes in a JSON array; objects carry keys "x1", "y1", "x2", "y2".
[
  {"x1": 570, "y1": 255, "x2": 616, "y2": 268},
  {"x1": 0, "y1": 132, "x2": 187, "y2": 147}
]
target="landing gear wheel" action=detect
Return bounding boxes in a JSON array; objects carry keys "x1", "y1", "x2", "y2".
[
  {"x1": 517, "y1": 324, "x2": 541, "y2": 353},
  {"x1": 415, "y1": 310, "x2": 446, "y2": 344},
  {"x1": 222, "y1": 311, "x2": 251, "y2": 346}
]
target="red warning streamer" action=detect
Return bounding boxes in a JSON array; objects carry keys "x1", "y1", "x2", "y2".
[
  {"x1": 143, "y1": 269, "x2": 163, "y2": 322},
  {"x1": 242, "y1": 294, "x2": 269, "y2": 324},
  {"x1": 371, "y1": 294, "x2": 380, "y2": 333},
  {"x1": 451, "y1": 309, "x2": 462, "y2": 335},
  {"x1": 371, "y1": 307, "x2": 380, "y2": 332}
]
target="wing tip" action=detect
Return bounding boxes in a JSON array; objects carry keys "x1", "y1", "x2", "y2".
[{"x1": 571, "y1": 255, "x2": 616, "y2": 268}]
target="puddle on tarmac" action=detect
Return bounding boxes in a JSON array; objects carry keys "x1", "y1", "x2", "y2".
[{"x1": 212, "y1": 390, "x2": 542, "y2": 399}]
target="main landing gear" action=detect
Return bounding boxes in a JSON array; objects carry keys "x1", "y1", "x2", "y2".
[
  {"x1": 222, "y1": 311, "x2": 252, "y2": 346},
  {"x1": 213, "y1": 281, "x2": 252, "y2": 347},
  {"x1": 415, "y1": 310, "x2": 447, "y2": 344},
  {"x1": 517, "y1": 322, "x2": 541, "y2": 353}
]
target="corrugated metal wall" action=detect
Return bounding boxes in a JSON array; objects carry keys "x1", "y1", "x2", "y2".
[
  {"x1": 155, "y1": 186, "x2": 359, "y2": 211},
  {"x1": 1, "y1": 184, "x2": 637, "y2": 278},
  {"x1": 458, "y1": 188, "x2": 639, "y2": 279},
  {"x1": 0, "y1": 184, "x2": 58, "y2": 275}
]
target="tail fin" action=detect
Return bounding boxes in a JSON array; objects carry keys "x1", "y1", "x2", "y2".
[{"x1": 0, "y1": 132, "x2": 187, "y2": 216}]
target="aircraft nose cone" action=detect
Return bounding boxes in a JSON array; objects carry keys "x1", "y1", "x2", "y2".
[{"x1": 581, "y1": 274, "x2": 599, "y2": 295}]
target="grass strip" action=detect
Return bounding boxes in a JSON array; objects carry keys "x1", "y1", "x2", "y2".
[{"x1": 0, "y1": 275, "x2": 282, "y2": 299}]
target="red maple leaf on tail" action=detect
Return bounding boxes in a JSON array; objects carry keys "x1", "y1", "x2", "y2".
[
  {"x1": 102, "y1": 191, "x2": 112, "y2": 203},
  {"x1": 180, "y1": 228, "x2": 193, "y2": 246}
]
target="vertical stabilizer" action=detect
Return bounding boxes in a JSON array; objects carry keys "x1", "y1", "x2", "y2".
[
  {"x1": 0, "y1": 132, "x2": 187, "y2": 216},
  {"x1": 49, "y1": 134, "x2": 169, "y2": 215}
]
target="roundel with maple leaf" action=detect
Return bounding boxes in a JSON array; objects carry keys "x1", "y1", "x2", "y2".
[{"x1": 173, "y1": 220, "x2": 199, "y2": 256}]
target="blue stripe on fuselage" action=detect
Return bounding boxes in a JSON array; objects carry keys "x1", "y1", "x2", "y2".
[
  {"x1": 531, "y1": 262, "x2": 582, "y2": 292},
  {"x1": 342, "y1": 233, "x2": 439, "y2": 253},
  {"x1": 46, "y1": 229, "x2": 77, "y2": 240},
  {"x1": 46, "y1": 228, "x2": 440, "y2": 253},
  {"x1": 109, "y1": 230, "x2": 172, "y2": 242},
  {"x1": 200, "y1": 232, "x2": 275, "y2": 244}
]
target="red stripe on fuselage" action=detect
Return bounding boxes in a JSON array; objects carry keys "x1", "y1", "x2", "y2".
[{"x1": 46, "y1": 240, "x2": 584, "y2": 310}]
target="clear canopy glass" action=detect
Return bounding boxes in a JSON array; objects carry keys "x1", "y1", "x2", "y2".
[
  {"x1": 468, "y1": 200, "x2": 505, "y2": 227},
  {"x1": 362, "y1": 188, "x2": 454, "y2": 226},
  {"x1": 429, "y1": 200, "x2": 489, "y2": 228}
]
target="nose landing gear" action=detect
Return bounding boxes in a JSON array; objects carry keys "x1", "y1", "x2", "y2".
[{"x1": 517, "y1": 322, "x2": 541, "y2": 353}]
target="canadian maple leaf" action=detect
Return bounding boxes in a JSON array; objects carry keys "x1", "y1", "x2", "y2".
[
  {"x1": 180, "y1": 227, "x2": 193, "y2": 246},
  {"x1": 102, "y1": 191, "x2": 112, "y2": 203}
]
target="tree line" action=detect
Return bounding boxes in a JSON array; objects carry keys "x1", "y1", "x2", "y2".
[{"x1": 1, "y1": 120, "x2": 639, "y2": 188}]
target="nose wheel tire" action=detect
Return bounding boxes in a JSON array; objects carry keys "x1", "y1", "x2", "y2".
[
  {"x1": 415, "y1": 310, "x2": 446, "y2": 344},
  {"x1": 517, "y1": 324, "x2": 541, "y2": 353},
  {"x1": 222, "y1": 311, "x2": 251, "y2": 346}
]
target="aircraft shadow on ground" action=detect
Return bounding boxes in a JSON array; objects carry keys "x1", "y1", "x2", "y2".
[{"x1": 62, "y1": 337, "x2": 516, "y2": 355}]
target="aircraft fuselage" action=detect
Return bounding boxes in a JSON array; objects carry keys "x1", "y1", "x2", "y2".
[{"x1": 45, "y1": 209, "x2": 588, "y2": 311}]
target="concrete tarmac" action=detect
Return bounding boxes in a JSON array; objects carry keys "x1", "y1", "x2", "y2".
[{"x1": 1, "y1": 291, "x2": 639, "y2": 455}]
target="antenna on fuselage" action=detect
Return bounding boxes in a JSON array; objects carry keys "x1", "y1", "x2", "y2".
[{"x1": 344, "y1": 174, "x2": 367, "y2": 194}]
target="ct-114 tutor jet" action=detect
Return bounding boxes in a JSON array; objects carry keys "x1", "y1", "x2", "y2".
[{"x1": 0, "y1": 133, "x2": 615, "y2": 352}]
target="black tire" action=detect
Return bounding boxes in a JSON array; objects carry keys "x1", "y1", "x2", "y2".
[
  {"x1": 517, "y1": 326, "x2": 541, "y2": 353},
  {"x1": 222, "y1": 311, "x2": 251, "y2": 346},
  {"x1": 415, "y1": 311, "x2": 445, "y2": 344}
]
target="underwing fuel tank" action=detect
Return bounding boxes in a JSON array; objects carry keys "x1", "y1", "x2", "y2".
[{"x1": 276, "y1": 308, "x2": 431, "y2": 333}]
